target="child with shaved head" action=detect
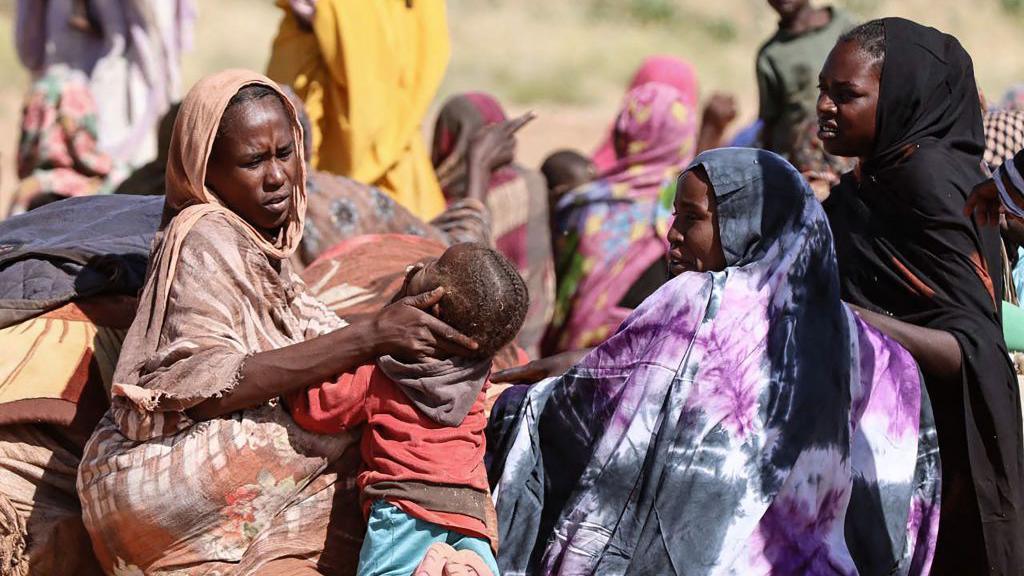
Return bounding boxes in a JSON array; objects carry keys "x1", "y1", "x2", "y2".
[{"x1": 288, "y1": 243, "x2": 528, "y2": 575}]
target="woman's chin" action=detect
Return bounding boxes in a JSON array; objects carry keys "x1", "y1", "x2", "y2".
[
  {"x1": 820, "y1": 138, "x2": 859, "y2": 159},
  {"x1": 244, "y1": 211, "x2": 290, "y2": 236},
  {"x1": 669, "y1": 262, "x2": 695, "y2": 277}
]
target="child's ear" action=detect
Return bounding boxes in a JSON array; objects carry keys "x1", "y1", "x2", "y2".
[{"x1": 391, "y1": 264, "x2": 423, "y2": 304}]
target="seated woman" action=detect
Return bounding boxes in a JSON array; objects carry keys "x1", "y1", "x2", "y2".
[
  {"x1": 76, "y1": 70, "x2": 490, "y2": 575},
  {"x1": 491, "y1": 149, "x2": 940, "y2": 575},
  {"x1": 543, "y1": 81, "x2": 698, "y2": 355},
  {"x1": 819, "y1": 19, "x2": 1024, "y2": 573}
]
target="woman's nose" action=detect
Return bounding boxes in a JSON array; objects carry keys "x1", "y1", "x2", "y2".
[
  {"x1": 667, "y1": 223, "x2": 683, "y2": 244},
  {"x1": 817, "y1": 91, "x2": 836, "y2": 117},
  {"x1": 265, "y1": 158, "x2": 286, "y2": 190}
]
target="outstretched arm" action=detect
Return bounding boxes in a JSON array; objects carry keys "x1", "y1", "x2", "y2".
[{"x1": 188, "y1": 288, "x2": 478, "y2": 421}]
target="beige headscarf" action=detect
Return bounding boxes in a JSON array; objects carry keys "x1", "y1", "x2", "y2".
[{"x1": 127, "y1": 69, "x2": 307, "y2": 400}]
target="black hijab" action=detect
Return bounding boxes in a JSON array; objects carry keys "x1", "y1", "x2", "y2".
[{"x1": 824, "y1": 18, "x2": 1024, "y2": 574}]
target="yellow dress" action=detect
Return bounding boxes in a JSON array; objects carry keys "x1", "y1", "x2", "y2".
[{"x1": 267, "y1": 0, "x2": 449, "y2": 220}]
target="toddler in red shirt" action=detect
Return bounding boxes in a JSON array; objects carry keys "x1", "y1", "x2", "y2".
[{"x1": 289, "y1": 243, "x2": 528, "y2": 576}]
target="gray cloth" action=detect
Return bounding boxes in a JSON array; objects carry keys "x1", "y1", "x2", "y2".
[
  {"x1": 0, "y1": 195, "x2": 162, "y2": 328},
  {"x1": 377, "y1": 354, "x2": 492, "y2": 427}
]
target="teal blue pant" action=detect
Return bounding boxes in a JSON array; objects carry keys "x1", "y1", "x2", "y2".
[{"x1": 357, "y1": 500, "x2": 499, "y2": 576}]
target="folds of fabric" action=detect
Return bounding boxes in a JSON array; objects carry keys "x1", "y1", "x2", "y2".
[
  {"x1": 545, "y1": 82, "x2": 698, "y2": 354},
  {"x1": 494, "y1": 149, "x2": 939, "y2": 575},
  {"x1": 16, "y1": 0, "x2": 195, "y2": 177},
  {"x1": 297, "y1": 171, "x2": 447, "y2": 267},
  {"x1": 16, "y1": 66, "x2": 113, "y2": 208},
  {"x1": 824, "y1": 19, "x2": 1024, "y2": 573},
  {"x1": 0, "y1": 297, "x2": 134, "y2": 430},
  {"x1": 0, "y1": 424, "x2": 105, "y2": 575},
  {"x1": 0, "y1": 194, "x2": 161, "y2": 329},
  {"x1": 267, "y1": 0, "x2": 449, "y2": 220},
  {"x1": 591, "y1": 56, "x2": 699, "y2": 171}
]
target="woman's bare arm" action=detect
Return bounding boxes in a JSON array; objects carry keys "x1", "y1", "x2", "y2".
[
  {"x1": 848, "y1": 304, "x2": 962, "y2": 383},
  {"x1": 187, "y1": 288, "x2": 477, "y2": 421}
]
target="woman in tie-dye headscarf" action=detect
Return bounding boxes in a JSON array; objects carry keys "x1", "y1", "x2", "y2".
[
  {"x1": 543, "y1": 81, "x2": 699, "y2": 354},
  {"x1": 494, "y1": 148, "x2": 940, "y2": 575}
]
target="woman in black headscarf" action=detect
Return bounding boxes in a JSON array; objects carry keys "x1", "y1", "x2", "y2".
[{"x1": 818, "y1": 18, "x2": 1024, "y2": 575}]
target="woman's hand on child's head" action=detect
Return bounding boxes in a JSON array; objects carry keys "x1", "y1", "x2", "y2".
[{"x1": 373, "y1": 287, "x2": 478, "y2": 361}]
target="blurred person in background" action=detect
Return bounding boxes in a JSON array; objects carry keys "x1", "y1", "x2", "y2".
[
  {"x1": 267, "y1": 0, "x2": 450, "y2": 221},
  {"x1": 432, "y1": 93, "x2": 553, "y2": 358},
  {"x1": 981, "y1": 100, "x2": 1024, "y2": 316},
  {"x1": 996, "y1": 83, "x2": 1024, "y2": 112},
  {"x1": 14, "y1": 65, "x2": 113, "y2": 213},
  {"x1": 16, "y1": 0, "x2": 195, "y2": 187},
  {"x1": 540, "y1": 150, "x2": 596, "y2": 207},
  {"x1": 593, "y1": 55, "x2": 738, "y2": 172},
  {"x1": 757, "y1": 0, "x2": 856, "y2": 158},
  {"x1": 544, "y1": 81, "x2": 699, "y2": 354}
]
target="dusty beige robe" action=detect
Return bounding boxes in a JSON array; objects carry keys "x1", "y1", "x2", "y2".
[
  {"x1": 78, "y1": 215, "x2": 362, "y2": 574},
  {"x1": 76, "y1": 70, "x2": 362, "y2": 575}
]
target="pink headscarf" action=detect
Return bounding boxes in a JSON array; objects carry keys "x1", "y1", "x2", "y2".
[
  {"x1": 592, "y1": 55, "x2": 699, "y2": 170},
  {"x1": 544, "y1": 81, "x2": 699, "y2": 354},
  {"x1": 600, "y1": 81, "x2": 700, "y2": 197}
]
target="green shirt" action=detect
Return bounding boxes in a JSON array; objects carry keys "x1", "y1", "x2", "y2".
[{"x1": 756, "y1": 7, "x2": 858, "y2": 158}]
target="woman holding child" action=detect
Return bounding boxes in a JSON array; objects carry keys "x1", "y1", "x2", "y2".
[{"x1": 76, "y1": 70, "x2": 516, "y2": 574}]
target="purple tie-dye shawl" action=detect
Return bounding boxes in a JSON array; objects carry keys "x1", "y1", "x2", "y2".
[{"x1": 492, "y1": 149, "x2": 940, "y2": 575}]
